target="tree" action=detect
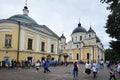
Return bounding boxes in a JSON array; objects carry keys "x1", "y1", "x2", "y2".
[
  {"x1": 105, "y1": 48, "x2": 114, "y2": 60},
  {"x1": 105, "y1": 48, "x2": 120, "y2": 60},
  {"x1": 101, "y1": 0, "x2": 120, "y2": 55}
]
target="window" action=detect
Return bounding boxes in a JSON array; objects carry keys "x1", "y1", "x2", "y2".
[
  {"x1": 87, "y1": 53, "x2": 90, "y2": 59},
  {"x1": 41, "y1": 42, "x2": 45, "y2": 51},
  {"x1": 69, "y1": 53, "x2": 72, "y2": 59},
  {"x1": 51, "y1": 44, "x2": 54, "y2": 52},
  {"x1": 72, "y1": 37, "x2": 73, "y2": 41},
  {"x1": 28, "y1": 38, "x2": 33, "y2": 50},
  {"x1": 75, "y1": 36, "x2": 77, "y2": 41},
  {"x1": 76, "y1": 53, "x2": 79, "y2": 60},
  {"x1": 77, "y1": 45, "x2": 78, "y2": 48},
  {"x1": 89, "y1": 34, "x2": 91, "y2": 37},
  {"x1": 5, "y1": 35, "x2": 12, "y2": 47},
  {"x1": 80, "y1": 36, "x2": 82, "y2": 40}
]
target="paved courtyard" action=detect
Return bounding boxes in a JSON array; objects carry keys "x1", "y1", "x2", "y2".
[{"x1": 0, "y1": 64, "x2": 120, "y2": 80}]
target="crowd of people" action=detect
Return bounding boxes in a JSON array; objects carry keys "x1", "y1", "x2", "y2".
[
  {"x1": 0, "y1": 59, "x2": 120, "y2": 80},
  {"x1": 0, "y1": 59, "x2": 68, "y2": 71},
  {"x1": 72, "y1": 60, "x2": 120, "y2": 80}
]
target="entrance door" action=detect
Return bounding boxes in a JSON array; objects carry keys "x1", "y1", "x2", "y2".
[
  {"x1": 41, "y1": 57, "x2": 45, "y2": 61},
  {"x1": 4, "y1": 56, "x2": 10, "y2": 63},
  {"x1": 27, "y1": 57, "x2": 32, "y2": 64}
]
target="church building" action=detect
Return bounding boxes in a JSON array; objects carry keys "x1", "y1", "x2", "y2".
[
  {"x1": 0, "y1": 5, "x2": 59, "y2": 63},
  {"x1": 59, "y1": 22, "x2": 104, "y2": 63}
]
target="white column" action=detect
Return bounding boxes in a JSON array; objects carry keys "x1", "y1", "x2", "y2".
[
  {"x1": 56, "y1": 40, "x2": 58, "y2": 54},
  {"x1": 20, "y1": 29, "x2": 25, "y2": 51},
  {"x1": 81, "y1": 48, "x2": 82, "y2": 59},
  {"x1": 36, "y1": 34, "x2": 40, "y2": 52},
  {"x1": 47, "y1": 38, "x2": 50, "y2": 53},
  {"x1": 32, "y1": 39, "x2": 34, "y2": 50},
  {"x1": 91, "y1": 47, "x2": 93, "y2": 60}
]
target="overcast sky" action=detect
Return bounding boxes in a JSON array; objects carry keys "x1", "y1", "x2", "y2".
[{"x1": 0, "y1": 0, "x2": 112, "y2": 49}]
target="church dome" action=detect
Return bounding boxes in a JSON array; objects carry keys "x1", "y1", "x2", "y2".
[
  {"x1": 72, "y1": 22, "x2": 87, "y2": 34},
  {"x1": 60, "y1": 34, "x2": 66, "y2": 39},
  {"x1": 9, "y1": 14, "x2": 37, "y2": 24},
  {"x1": 88, "y1": 27, "x2": 95, "y2": 33},
  {"x1": 8, "y1": 6, "x2": 37, "y2": 24},
  {"x1": 95, "y1": 35, "x2": 100, "y2": 42}
]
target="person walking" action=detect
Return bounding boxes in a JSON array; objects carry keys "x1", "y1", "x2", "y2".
[
  {"x1": 85, "y1": 61, "x2": 91, "y2": 78},
  {"x1": 73, "y1": 62, "x2": 78, "y2": 79},
  {"x1": 91, "y1": 65, "x2": 97, "y2": 77},
  {"x1": 35, "y1": 60, "x2": 40, "y2": 72},
  {"x1": 43, "y1": 60, "x2": 50, "y2": 73},
  {"x1": 117, "y1": 62, "x2": 120, "y2": 74},
  {"x1": 109, "y1": 68, "x2": 117, "y2": 80}
]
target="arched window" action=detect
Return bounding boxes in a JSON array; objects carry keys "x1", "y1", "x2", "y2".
[
  {"x1": 87, "y1": 53, "x2": 90, "y2": 59},
  {"x1": 80, "y1": 36, "x2": 82, "y2": 40},
  {"x1": 72, "y1": 37, "x2": 73, "y2": 41},
  {"x1": 75, "y1": 36, "x2": 77, "y2": 42},
  {"x1": 69, "y1": 53, "x2": 72, "y2": 59},
  {"x1": 51, "y1": 44, "x2": 54, "y2": 52},
  {"x1": 89, "y1": 34, "x2": 91, "y2": 37},
  {"x1": 77, "y1": 45, "x2": 78, "y2": 48},
  {"x1": 76, "y1": 53, "x2": 79, "y2": 60}
]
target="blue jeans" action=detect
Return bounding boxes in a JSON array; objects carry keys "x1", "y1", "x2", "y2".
[{"x1": 93, "y1": 72, "x2": 97, "y2": 77}]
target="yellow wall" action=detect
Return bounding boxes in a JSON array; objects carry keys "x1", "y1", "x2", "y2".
[
  {"x1": 0, "y1": 26, "x2": 19, "y2": 50},
  {"x1": 0, "y1": 25, "x2": 59, "y2": 62},
  {"x1": 61, "y1": 47, "x2": 100, "y2": 62}
]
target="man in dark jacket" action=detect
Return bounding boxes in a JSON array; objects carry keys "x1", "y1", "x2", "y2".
[{"x1": 44, "y1": 60, "x2": 50, "y2": 73}]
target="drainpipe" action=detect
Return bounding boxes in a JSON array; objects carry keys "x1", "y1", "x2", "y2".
[{"x1": 17, "y1": 22, "x2": 20, "y2": 62}]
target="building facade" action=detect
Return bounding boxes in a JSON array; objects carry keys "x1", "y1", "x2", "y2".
[
  {"x1": 0, "y1": 6, "x2": 59, "y2": 63},
  {"x1": 59, "y1": 22, "x2": 104, "y2": 63}
]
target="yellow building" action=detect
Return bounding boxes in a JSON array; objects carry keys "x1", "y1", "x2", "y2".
[
  {"x1": 0, "y1": 6, "x2": 59, "y2": 63},
  {"x1": 59, "y1": 22, "x2": 104, "y2": 63}
]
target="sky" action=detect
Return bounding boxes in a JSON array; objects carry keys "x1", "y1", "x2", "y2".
[{"x1": 0, "y1": 0, "x2": 112, "y2": 49}]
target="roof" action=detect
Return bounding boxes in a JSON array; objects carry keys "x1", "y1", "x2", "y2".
[
  {"x1": 88, "y1": 27, "x2": 95, "y2": 33},
  {"x1": 72, "y1": 22, "x2": 87, "y2": 34},
  {"x1": 60, "y1": 34, "x2": 66, "y2": 39},
  {"x1": 8, "y1": 14, "x2": 37, "y2": 24},
  {"x1": 95, "y1": 35, "x2": 100, "y2": 42}
]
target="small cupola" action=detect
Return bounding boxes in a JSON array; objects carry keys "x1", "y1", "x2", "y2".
[
  {"x1": 23, "y1": 6, "x2": 29, "y2": 16},
  {"x1": 60, "y1": 34, "x2": 66, "y2": 39},
  {"x1": 88, "y1": 26, "x2": 95, "y2": 33}
]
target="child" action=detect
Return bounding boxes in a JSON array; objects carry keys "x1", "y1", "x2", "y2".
[
  {"x1": 92, "y1": 65, "x2": 97, "y2": 77},
  {"x1": 109, "y1": 68, "x2": 117, "y2": 80},
  {"x1": 35, "y1": 61, "x2": 40, "y2": 72},
  {"x1": 117, "y1": 62, "x2": 120, "y2": 74}
]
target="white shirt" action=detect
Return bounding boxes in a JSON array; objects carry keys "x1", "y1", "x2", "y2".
[
  {"x1": 92, "y1": 66, "x2": 97, "y2": 72},
  {"x1": 85, "y1": 63, "x2": 91, "y2": 69},
  {"x1": 35, "y1": 62, "x2": 40, "y2": 68}
]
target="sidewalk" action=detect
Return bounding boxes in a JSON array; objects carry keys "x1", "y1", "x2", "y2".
[{"x1": 0, "y1": 64, "x2": 120, "y2": 80}]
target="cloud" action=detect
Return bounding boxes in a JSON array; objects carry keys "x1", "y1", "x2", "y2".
[{"x1": 0, "y1": 0, "x2": 111, "y2": 49}]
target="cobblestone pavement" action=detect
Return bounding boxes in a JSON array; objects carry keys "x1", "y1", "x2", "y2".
[{"x1": 0, "y1": 64, "x2": 120, "y2": 80}]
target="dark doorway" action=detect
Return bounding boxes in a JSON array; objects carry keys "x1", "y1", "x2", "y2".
[
  {"x1": 76, "y1": 54, "x2": 79, "y2": 60},
  {"x1": 28, "y1": 57, "x2": 32, "y2": 63},
  {"x1": 41, "y1": 57, "x2": 45, "y2": 61},
  {"x1": 87, "y1": 53, "x2": 90, "y2": 59},
  {"x1": 51, "y1": 57, "x2": 54, "y2": 60}
]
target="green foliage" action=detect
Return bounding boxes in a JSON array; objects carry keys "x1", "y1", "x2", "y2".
[
  {"x1": 105, "y1": 48, "x2": 120, "y2": 60},
  {"x1": 100, "y1": 0, "x2": 119, "y2": 10},
  {"x1": 110, "y1": 40, "x2": 120, "y2": 54},
  {"x1": 101, "y1": 0, "x2": 120, "y2": 55}
]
